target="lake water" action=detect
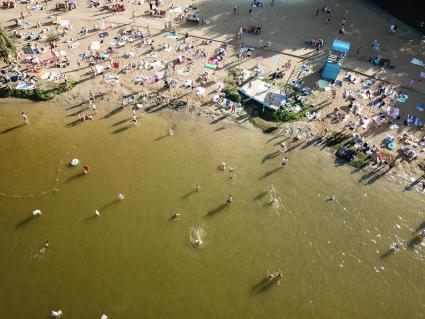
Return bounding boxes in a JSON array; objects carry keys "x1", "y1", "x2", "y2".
[{"x1": 0, "y1": 100, "x2": 424, "y2": 319}]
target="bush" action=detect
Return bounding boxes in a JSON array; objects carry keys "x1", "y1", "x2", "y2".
[
  {"x1": 46, "y1": 33, "x2": 61, "y2": 43},
  {"x1": 0, "y1": 26, "x2": 16, "y2": 63},
  {"x1": 0, "y1": 81, "x2": 76, "y2": 101},
  {"x1": 271, "y1": 103, "x2": 316, "y2": 123}
]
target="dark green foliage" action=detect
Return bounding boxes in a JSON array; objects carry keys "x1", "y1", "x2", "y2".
[
  {"x1": 0, "y1": 81, "x2": 76, "y2": 101},
  {"x1": 0, "y1": 26, "x2": 16, "y2": 63}
]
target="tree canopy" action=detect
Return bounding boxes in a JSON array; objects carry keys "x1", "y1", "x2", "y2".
[{"x1": 0, "y1": 26, "x2": 16, "y2": 63}]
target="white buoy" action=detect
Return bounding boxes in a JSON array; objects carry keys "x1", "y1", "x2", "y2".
[{"x1": 33, "y1": 210, "x2": 42, "y2": 216}]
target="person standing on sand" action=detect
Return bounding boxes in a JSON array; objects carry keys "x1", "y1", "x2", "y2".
[{"x1": 22, "y1": 112, "x2": 29, "y2": 124}]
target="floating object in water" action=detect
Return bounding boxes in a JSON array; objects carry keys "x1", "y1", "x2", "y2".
[
  {"x1": 168, "y1": 128, "x2": 174, "y2": 136},
  {"x1": 33, "y1": 209, "x2": 42, "y2": 216},
  {"x1": 118, "y1": 193, "x2": 125, "y2": 200},
  {"x1": 100, "y1": 315, "x2": 108, "y2": 319},
  {"x1": 70, "y1": 158, "x2": 79, "y2": 166},
  {"x1": 51, "y1": 310, "x2": 62, "y2": 318},
  {"x1": 95, "y1": 210, "x2": 100, "y2": 217},
  {"x1": 219, "y1": 162, "x2": 226, "y2": 170}
]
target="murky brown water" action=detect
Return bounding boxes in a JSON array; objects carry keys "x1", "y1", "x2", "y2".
[{"x1": 0, "y1": 100, "x2": 424, "y2": 319}]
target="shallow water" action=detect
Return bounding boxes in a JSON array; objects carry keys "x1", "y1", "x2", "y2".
[{"x1": 0, "y1": 100, "x2": 424, "y2": 319}]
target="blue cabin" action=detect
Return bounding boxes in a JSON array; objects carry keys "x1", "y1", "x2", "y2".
[{"x1": 321, "y1": 39, "x2": 350, "y2": 82}]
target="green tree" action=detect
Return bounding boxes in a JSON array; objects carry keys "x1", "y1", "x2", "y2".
[{"x1": 0, "y1": 26, "x2": 16, "y2": 63}]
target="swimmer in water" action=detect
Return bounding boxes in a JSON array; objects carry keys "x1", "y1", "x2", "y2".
[
  {"x1": 40, "y1": 240, "x2": 49, "y2": 253},
  {"x1": 226, "y1": 195, "x2": 233, "y2": 205},
  {"x1": 281, "y1": 157, "x2": 288, "y2": 167},
  {"x1": 390, "y1": 242, "x2": 401, "y2": 252},
  {"x1": 83, "y1": 165, "x2": 91, "y2": 174},
  {"x1": 33, "y1": 209, "x2": 42, "y2": 216},
  {"x1": 219, "y1": 162, "x2": 226, "y2": 170},
  {"x1": 95, "y1": 210, "x2": 100, "y2": 217},
  {"x1": 118, "y1": 193, "x2": 125, "y2": 200},
  {"x1": 195, "y1": 184, "x2": 200, "y2": 191},
  {"x1": 327, "y1": 195, "x2": 335, "y2": 201},
  {"x1": 171, "y1": 213, "x2": 181, "y2": 219},
  {"x1": 194, "y1": 239, "x2": 203, "y2": 246}
]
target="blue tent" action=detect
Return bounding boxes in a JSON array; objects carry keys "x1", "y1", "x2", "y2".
[{"x1": 321, "y1": 39, "x2": 350, "y2": 81}]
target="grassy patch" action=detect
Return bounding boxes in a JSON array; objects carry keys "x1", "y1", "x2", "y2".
[
  {"x1": 223, "y1": 68, "x2": 243, "y2": 102},
  {"x1": 250, "y1": 115, "x2": 279, "y2": 131},
  {"x1": 351, "y1": 152, "x2": 371, "y2": 168},
  {"x1": 0, "y1": 81, "x2": 76, "y2": 101}
]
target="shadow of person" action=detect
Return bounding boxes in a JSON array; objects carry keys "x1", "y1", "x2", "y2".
[
  {"x1": 1, "y1": 123, "x2": 26, "y2": 134},
  {"x1": 15, "y1": 215, "x2": 36, "y2": 228},
  {"x1": 253, "y1": 191, "x2": 268, "y2": 201},
  {"x1": 112, "y1": 125, "x2": 133, "y2": 134},
  {"x1": 65, "y1": 171, "x2": 86, "y2": 183},
  {"x1": 259, "y1": 167, "x2": 282, "y2": 180},
  {"x1": 251, "y1": 277, "x2": 274, "y2": 293},
  {"x1": 205, "y1": 203, "x2": 227, "y2": 217},
  {"x1": 99, "y1": 199, "x2": 121, "y2": 211},
  {"x1": 181, "y1": 190, "x2": 197, "y2": 199}
]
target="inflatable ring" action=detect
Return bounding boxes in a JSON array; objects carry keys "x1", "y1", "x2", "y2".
[
  {"x1": 285, "y1": 102, "x2": 291, "y2": 107},
  {"x1": 387, "y1": 142, "x2": 395, "y2": 150},
  {"x1": 305, "y1": 111, "x2": 310, "y2": 117},
  {"x1": 70, "y1": 158, "x2": 79, "y2": 166}
]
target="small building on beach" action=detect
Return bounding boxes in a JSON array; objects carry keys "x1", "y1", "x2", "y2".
[{"x1": 239, "y1": 79, "x2": 286, "y2": 111}]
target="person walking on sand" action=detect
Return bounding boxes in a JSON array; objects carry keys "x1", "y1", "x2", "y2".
[
  {"x1": 22, "y1": 112, "x2": 29, "y2": 124},
  {"x1": 281, "y1": 157, "x2": 288, "y2": 167}
]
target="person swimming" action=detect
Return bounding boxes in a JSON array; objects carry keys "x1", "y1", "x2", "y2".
[
  {"x1": 171, "y1": 213, "x2": 181, "y2": 219},
  {"x1": 194, "y1": 239, "x2": 203, "y2": 246},
  {"x1": 219, "y1": 162, "x2": 226, "y2": 170},
  {"x1": 118, "y1": 193, "x2": 125, "y2": 200},
  {"x1": 226, "y1": 195, "x2": 233, "y2": 204},
  {"x1": 51, "y1": 310, "x2": 63, "y2": 318},
  {"x1": 95, "y1": 210, "x2": 100, "y2": 217},
  {"x1": 389, "y1": 242, "x2": 401, "y2": 252},
  {"x1": 195, "y1": 184, "x2": 200, "y2": 191},
  {"x1": 83, "y1": 165, "x2": 91, "y2": 174},
  {"x1": 33, "y1": 209, "x2": 42, "y2": 216}
]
